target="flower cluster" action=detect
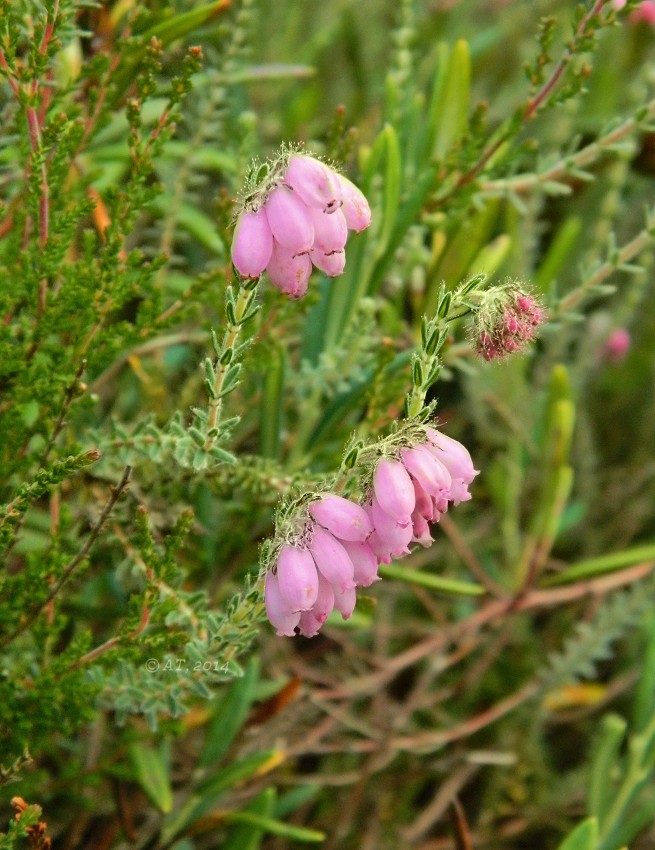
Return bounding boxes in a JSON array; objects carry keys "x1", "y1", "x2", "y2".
[
  {"x1": 473, "y1": 284, "x2": 546, "y2": 361},
  {"x1": 231, "y1": 153, "x2": 371, "y2": 298},
  {"x1": 264, "y1": 427, "x2": 478, "y2": 638}
]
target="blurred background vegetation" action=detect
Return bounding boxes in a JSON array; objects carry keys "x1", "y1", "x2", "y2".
[{"x1": 2, "y1": 1, "x2": 655, "y2": 848}]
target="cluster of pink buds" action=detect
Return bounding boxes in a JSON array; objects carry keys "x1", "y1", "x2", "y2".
[
  {"x1": 264, "y1": 427, "x2": 478, "y2": 638},
  {"x1": 231, "y1": 152, "x2": 371, "y2": 298},
  {"x1": 474, "y1": 285, "x2": 546, "y2": 361}
]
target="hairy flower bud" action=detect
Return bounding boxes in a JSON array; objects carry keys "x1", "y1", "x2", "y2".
[{"x1": 472, "y1": 283, "x2": 546, "y2": 361}]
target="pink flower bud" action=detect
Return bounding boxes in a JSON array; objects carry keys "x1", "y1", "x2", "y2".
[
  {"x1": 309, "y1": 524, "x2": 356, "y2": 592},
  {"x1": 341, "y1": 540, "x2": 380, "y2": 587},
  {"x1": 401, "y1": 445, "x2": 452, "y2": 501},
  {"x1": 309, "y1": 494, "x2": 373, "y2": 542},
  {"x1": 309, "y1": 207, "x2": 348, "y2": 254},
  {"x1": 276, "y1": 544, "x2": 319, "y2": 612},
  {"x1": 337, "y1": 174, "x2": 372, "y2": 233},
  {"x1": 311, "y1": 248, "x2": 346, "y2": 277},
  {"x1": 231, "y1": 208, "x2": 274, "y2": 279},
  {"x1": 265, "y1": 571, "x2": 301, "y2": 636},
  {"x1": 286, "y1": 155, "x2": 342, "y2": 213},
  {"x1": 266, "y1": 241, "x2": 312, "y2": 298},
  {"x1": 370, "y1": 495, "x2": 413, "y2": 557},
  {"x1": 264, "y1": 185, "x2": 314, "y2": 254},
  {"x1": 373, "y1": 458, "x2": 416, "y2": 524},
  {"x1": 332, "y1": 584, "x2": 357, "y2": 619}
]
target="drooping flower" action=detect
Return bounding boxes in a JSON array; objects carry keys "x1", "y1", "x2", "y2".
[
  {"x1": 276, "y1": 544, "x2": 319, "y2": 612},
  {"x1": 337, "y1": 174, "x2": 372, "y2": 233},
  {"x1": 309, "y1": 525, "x2": 356, "y2": 592},
  {"x1": 231, "y1": 208, "x2": 273, "y2": 279},
  {"x1": 286, "y1": 154, "x2": 342, "y2": 213},
  {"x1": 265, "y1": 241, "x2": 312, "y2": 299},
  {"x1": 309, "y1": 494, "x2": 373, "y2": 542},
  {"x1": 373, "y1": 458, "x2": 416, "y2": 524},
  {"x1": 264, "y1": 185, "x2": 314, "y2": 254},
  {"x1": 265, "y1": 571, "x2": 301, "y2": 637}
]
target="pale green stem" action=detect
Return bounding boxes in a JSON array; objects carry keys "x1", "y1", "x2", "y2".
[{"x1": 204, "y1": 283, "x2": 254, "y2": 451}]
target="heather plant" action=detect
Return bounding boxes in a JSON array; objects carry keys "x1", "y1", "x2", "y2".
[{"x1": 2, "y1": 1, "x2": 655, "y2": 849}]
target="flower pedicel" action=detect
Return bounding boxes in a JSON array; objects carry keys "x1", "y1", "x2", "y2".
[{"x1": 231, "y1": 151, "x2": 371, "y2": 296}]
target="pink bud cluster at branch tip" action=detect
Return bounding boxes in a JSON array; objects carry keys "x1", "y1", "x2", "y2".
[
  {"x1": 473, "y1": 284, "x2": 546, "y2": 361},
  {"x1": 264, "y1": 428, "x2": 478, "y2": 637},
  {"x1": 231, "y1": 152, "x2": 371, "y2": 297}
]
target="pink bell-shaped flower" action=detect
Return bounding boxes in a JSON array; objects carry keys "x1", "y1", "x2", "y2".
[
  {"x1": 265, "y1": 571, "x2": 301, "y2": 636},
  {"x1": 309, "y1": 494, "x2": 373, "y2": 543},
  {"x1": 286, "y1": 155, "x2": 342, "y2": 213},
  {"x1": 266, "y1": 241, "x2": 312, "y2": 298},
  {"x1": 373, "y1": 458, "x2": 416, "y2": 524},
  {"x1": 424, "y1": 428, "x2": 478, "y2": 505},
  {"x1": 370, "y1": 495, "x2": 413, "y2": 557},
  {"x1": 337, "y1": 174, "x2": 372, "y2": 233},
  {"x1": 309, "y1": 207, "x2": 348, "y2": 254},
  {"x1": 341, "y1": 540, "x2": 380, "y2": 587},
  {"x1": 231, "y1": 208, "x2": 274, "y2": 278},
  {"x1": 401, "y1": 445, "x2": 452, "y2": 502},
  {"x1": 264, "y1": 185, "x2": 314, "y2": 254},
  {"x1": 276, "y1": 544, "x2": 319, "y2": 612},
  {"x1": 332, "y1": 584, "x2": 357, "y2": 619},
  {"x1": 311, "y1": 248, "x2": 345, "y2": 277},
  {"x1": 309, "y1": 524, "x2": 356, "y2": 592}
]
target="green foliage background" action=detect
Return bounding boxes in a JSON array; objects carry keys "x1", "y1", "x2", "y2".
[{"x1": 1, "y1": 0, "x2": 655, "y2": 848}]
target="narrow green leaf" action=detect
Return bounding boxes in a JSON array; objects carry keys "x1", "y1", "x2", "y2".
[
  {"x1": 223, "y1": 788, "x2": 276, "y2": 850},
  {"x1": 555, "y1": 817, "x2": 598, "y2": 850},
  {"x1": 128, "y1": 742, "x2": 173, "y2": 813},
  {"x1": 224, "y1": 811, "x2": 325, "y2": 843},
  {"x1": 588, "y1": 714, "x2": 627, "y2": 826},
  {"x1": 432, "y1": 39, "x2": 471, "y2": 159},
  {"x1": 161, "y1": 751, "x2": 277, "y2": 844},
  {"x1": 200, "y1": 658, "x2": 259, "y2": 767}
]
